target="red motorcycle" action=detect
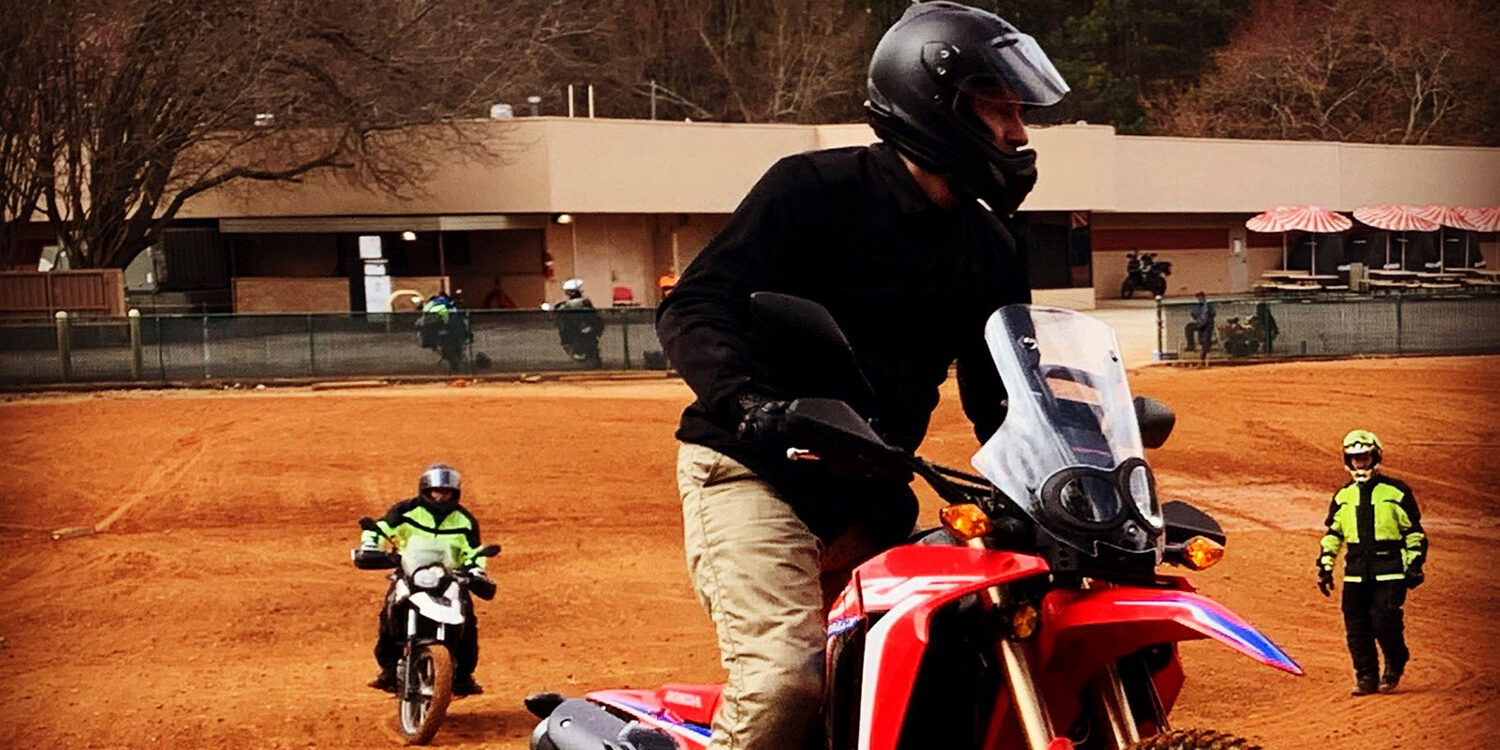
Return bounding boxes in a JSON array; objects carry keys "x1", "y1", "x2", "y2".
[{"x1": 528, "y1": 296, "x2": 1301, "y2": 750}]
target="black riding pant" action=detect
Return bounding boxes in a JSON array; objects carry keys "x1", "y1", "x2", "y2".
[
  {"x1": 375, "y1": 581, "x2": 480, "y2": 679},
  {"x1": 1341, "y1": 580, "x2": 1407, "y2": 682},
  {"x1": 1184, "y1": 323, "x2": 1213, "y2": 352}
]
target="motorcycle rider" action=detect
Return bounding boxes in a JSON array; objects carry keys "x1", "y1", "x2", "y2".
[
  {"x1": 361, "y1": 463, "x2": 493, "y2": 696},
  {"x1": 1317, "y1": 430, "x2": 1427, "y2": 696},
  {"x1": 655, "y1": 3, "x2": 1067, "y2": 747},
  {"x1": 417, "y1": 291, "x2": 472, "y2": 369},
  {"x1": 553, "y1": 277, "x2": 605, "y2": 368}
]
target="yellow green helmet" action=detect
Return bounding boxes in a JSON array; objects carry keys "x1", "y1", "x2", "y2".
[{"x1": 1341, "y1": 429, "x2": 1382, "y2": 481}]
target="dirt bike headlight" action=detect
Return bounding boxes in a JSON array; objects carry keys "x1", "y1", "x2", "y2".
[
  {"x1": 411, "y1": 564, "x2": 446, "y2": 590},
  {"x1": 940, "y1": 504, "x2": 993, "y2": 542}
]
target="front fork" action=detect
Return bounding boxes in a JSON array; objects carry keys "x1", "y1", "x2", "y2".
[
  {"x1": 967, "y1": 540, "x2": 1161, "y2": 750},
  {"x1": 401, "y1": 610, "x2": 448, "y2": 698}
]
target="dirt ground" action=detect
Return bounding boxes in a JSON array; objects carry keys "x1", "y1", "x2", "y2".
[{"x1": 1, "y1": 356, "x2": 1497, "y2": 749}]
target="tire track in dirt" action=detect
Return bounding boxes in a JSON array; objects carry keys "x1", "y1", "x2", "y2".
[{"x1": 93, "y1": 435, "x2": 209, "y2": 533}]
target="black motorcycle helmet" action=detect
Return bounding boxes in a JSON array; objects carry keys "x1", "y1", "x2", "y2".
[{"x1": 865, "y1": 2, "x2": 1069, "y2": 214}]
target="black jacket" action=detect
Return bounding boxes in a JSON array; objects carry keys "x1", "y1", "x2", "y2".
[{"x1": 656, "y1": 142, "x2": 1031, "y2": 541}]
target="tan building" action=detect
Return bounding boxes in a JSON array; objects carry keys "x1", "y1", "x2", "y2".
[{"x1": 63, "y1": 118, "x2": 1500, "y2": 311}]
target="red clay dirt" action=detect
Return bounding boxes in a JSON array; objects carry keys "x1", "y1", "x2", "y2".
[{"x1": 1, "y1": 357, "x2": 1497, "y2": 749}]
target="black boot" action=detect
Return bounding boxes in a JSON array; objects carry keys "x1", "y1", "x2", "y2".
[
  {"x1": 1380, "y1": 661, "x2": 1405, "y2": 693},
  {"x1": 1351, "y1": 676, "x2": 1379, "y2": 696},
  {"x1": 369, "y1": 669, "x2": 398, "y2": 694},
  {"x1": 452, "y1": 674, "x2": 484, "y2": 697}
]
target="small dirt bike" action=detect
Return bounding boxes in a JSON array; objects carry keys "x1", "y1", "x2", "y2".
[
  {"x1": 353, "y1": 519, "x2": 499, "y2": 745},
  {"x1": 1120, "y1": 252, "x2": 1172, "y2": 299},
  {"x1": 527, "y1": 294, "x2": 1301, "y2": 750}
]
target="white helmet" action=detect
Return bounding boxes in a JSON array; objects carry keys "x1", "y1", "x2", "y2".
[{"x1": 562, "y1": 277, "x2": 584, "y2": 294}]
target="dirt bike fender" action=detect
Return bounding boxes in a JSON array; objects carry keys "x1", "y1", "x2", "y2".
[
  {"x1": 555, "y1": 691, "x2": 707, "y2": 749},
  {"x1": 1037, "y1": 584, "x2": 1302, "y2": 676},
  {"x1": 408, "y1": 585, "x2": 465, "y2": 626},
  {"x1": 848, "y1": 546, "x2": 1050, "y2": 750},
  {"x1": 531, "y1": 697, "x2": 686, "y2": 750}
]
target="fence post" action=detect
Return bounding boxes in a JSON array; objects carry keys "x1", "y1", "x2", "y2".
[
  {"x1": 306, "y1": 314, "x2": 317, "y2": 375},
  {"x1": 621, "y1": 312, "x2": 632, "y2": 369},
  {"x1": 201, "y1": 314, "x2": 211, "y2": 379},
  {"x1": 1154, "y1": 298, "x2": 1165, "y2": 359},
  {"x1": 54, "y1": 310, "x2": 71, "y2": 381},
  {"x1": 1394, "y1": 296, "x2": 1403, "y2": 354},
  {"x1": 127, "y1": 309, "x2": 142, "y2": 380}
]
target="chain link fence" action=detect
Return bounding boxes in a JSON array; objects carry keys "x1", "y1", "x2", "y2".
[
  {"x1": 0, "y1": 308, "x2": 665, "y2": 386},
  {"x1": 9, "y1": 295, "x2": 1497, "y2": 385},
  {"x1": 1158, "y1": 293, "x2": 1500, "y2": 362}
]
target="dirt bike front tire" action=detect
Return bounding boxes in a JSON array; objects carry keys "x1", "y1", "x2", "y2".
[
  {"x1": 398, "y1": 644, "x2": 453, "y2": 745},
  {"x1": 1124, "y1": 728, "x2": 1263, "y2": 750}
]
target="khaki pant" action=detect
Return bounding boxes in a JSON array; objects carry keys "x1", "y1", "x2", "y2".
[{"x1": 678, "y1": 443, "x2": 880, "y2": 750}]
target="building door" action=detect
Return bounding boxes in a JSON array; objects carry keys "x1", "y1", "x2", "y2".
[{"x1": 1228, "y1": 230, "x2": 1248, "y2": 293}]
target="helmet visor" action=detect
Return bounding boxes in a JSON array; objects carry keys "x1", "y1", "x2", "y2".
[
  {"x1": 420, "y1": 466, "x2": 461, "y2": 492},
  {"x1": 958, "y1": 32, "x2": 1069, "y2": 108}
]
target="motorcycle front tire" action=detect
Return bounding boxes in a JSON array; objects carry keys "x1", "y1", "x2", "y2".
[
  {"x1": 1125, "y1": 728, "x2": 1262, "y2": 749},
  {"x1": 398, "y1": 643, "x2": 453, "y2": 745},
  {"x1": 1121, "y1": 279, "x2": 1137, "y2": 299}
]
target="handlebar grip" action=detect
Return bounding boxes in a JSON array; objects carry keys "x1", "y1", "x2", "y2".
[{"x1": 351, "y1": 548, "x2": 400, "y2": 570}]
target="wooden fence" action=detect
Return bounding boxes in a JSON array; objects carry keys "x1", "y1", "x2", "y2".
[{"x1": 0, "y1": 270, "x2": 127, "y2": 317}]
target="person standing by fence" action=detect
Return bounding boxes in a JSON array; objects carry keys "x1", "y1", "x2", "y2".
[{"x1": 1183, "y1": 290, "x2": 1216, "y2": 362}]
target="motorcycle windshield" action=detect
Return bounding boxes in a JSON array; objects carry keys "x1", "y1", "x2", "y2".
[
  {"x1": 400, "y1": 535, "x2": 456, "y2": 576},
  {"x1": 971, "y1": 306, "x2": 1160, "y2": 546}
]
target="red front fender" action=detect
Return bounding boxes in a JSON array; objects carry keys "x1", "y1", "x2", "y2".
[{"x1": 1037, "y1": 581, "x2": 1303, "y2": 677}]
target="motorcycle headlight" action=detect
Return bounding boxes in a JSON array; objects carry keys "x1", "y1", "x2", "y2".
[
  {"x1": 1052, "y1": 473, "x2": 1123, "y2": 526},
  {"x1": 1125, "y1": 463, "x2": 1161, "y2": 528},
  {"x1": 411, "y1": 564, "x2": 446, "y2": 590}
]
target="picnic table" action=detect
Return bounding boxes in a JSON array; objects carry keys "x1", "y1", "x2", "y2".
[{"x1": 1260, "y1": 270, "x2": 1307, "y2": 281}]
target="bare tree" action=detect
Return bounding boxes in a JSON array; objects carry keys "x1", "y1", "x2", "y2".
[
  {"x1": 596, "y1": 0, "x2": 869, "y2": 123},
  {"x1": 1152, "y1": 0, "x2": 1500, "y2": 145},
  {"x1": 0, "y1": 11, "x2": 49, "y2": 267},
  {"x1": 20, "y1": 0, "x2": 599, "y2": 269}
]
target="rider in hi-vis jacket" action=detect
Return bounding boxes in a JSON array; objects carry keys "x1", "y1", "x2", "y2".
[
  {"x1": 361, "y1": 463, "x2": 491, "y2": 696},
  {"x1": 1317, "y1": 429, "x2": 1427, "y2": 696}
]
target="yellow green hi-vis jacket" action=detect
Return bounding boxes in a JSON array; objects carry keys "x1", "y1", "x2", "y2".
[
  {"x1": 361, "y1": 497, "x2": 488, "y2": 570},
  {"x1": 1319, "y1": 474, "x2": 1425, "y2": 583}
]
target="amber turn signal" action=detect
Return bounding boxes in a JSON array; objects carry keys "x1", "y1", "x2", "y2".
[
  {"x1": 1011, "y1": 603, "x2": 1041, "y2": 639},
  {"x1": 940, "y1": 504, "x2": 993, "y2": 542},
  {"x1": 1181, "y1": 535, "x2": 1225, "y2": 570}
]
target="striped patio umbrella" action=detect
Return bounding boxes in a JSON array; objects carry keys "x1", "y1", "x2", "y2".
[
  {"x1": 1459, "y1": 207, "x2": 1500, "y2": 268},
  {"x1": 1354, "y1": 204, "x2": 1439, "y2": 269},
  {"x1": 1281, "y1": 205, "x2": 1353, "y2": 233},
  {"x1": 1245, "y1": 206, "x2": 1299, "y2": 270},
  {"x1": 1459, "y1": 206, "x2": 1500, "y2": 232},
  {"x1": 1280, "y1": 205, "x2": 1352, "y2": 274},
  {"x1": 1415, "y1": 205, "x2": 1481, "y2": 270}
]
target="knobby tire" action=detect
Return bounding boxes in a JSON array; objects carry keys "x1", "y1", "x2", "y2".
[
  {"x1": 1124, "y1": 728, "x2": 1263, "y2": 750},
  {"x1": 398, "y1": 643, "x2": 453, "y2": 745}
]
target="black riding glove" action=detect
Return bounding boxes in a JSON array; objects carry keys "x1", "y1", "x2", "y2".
[
  {"x1": 1317, "y1": 567, "x2": 1335, "y2": 597},
  {"x1": 1405, "y1": 567, "x2": 1424, "y2": 590},
  {"x1": 735, "y1": 392, "x2": 791, "y2": 448}
]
